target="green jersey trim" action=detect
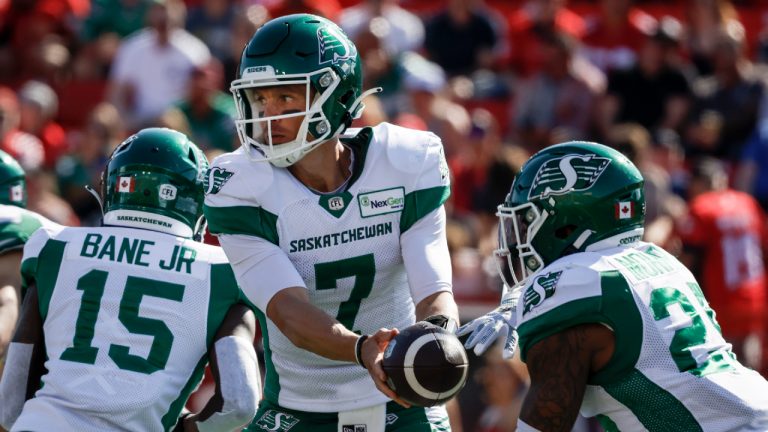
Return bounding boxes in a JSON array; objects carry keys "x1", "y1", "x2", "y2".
[
  {"x1": 596, "y1": 414, "x2": 620, "y2": 432},
  {"x1": 161, "y1": 355, "x2": 208, "y2": 431},
  {"x1": 340, "y1": 127, "x2": 373, "y2": 190},
  {"x1": 204, "y1": 204, "x2": 279, "y2": 245},
  {"x1": 32, "y1": 239, "x2": 66, "y2": 320},
  {"x1": 603, "y1": 368, "x2": 702, "y2": 431},
  {"x1": 254, "y1": 307, "x2": 280, "y2": 404},
  {"x1": 517, "y1": 270, "x2": 643, "y2": 385},
  {"x1": 400, "y1": 185, "x2": 450, "y2": 233}
]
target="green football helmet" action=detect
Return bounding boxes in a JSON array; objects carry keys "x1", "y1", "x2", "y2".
[
  {"x1": 101, "y1": 128, "x2": 208, "y2": 238},
  {"x1": 231, "y1": 13, "x2": 378, "y2": 167},
  {"x1": 496, "y1": 141, "x2": 645, "y2": 289},
  {"x1": 0, "y1": 150, "x2": 26, "y2": 208}
]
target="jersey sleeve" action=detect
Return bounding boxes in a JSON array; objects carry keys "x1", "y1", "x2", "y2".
[
  {"x1": 401, "y1": 206, "x2": 452, "y2": 304},
  {"x1": 383, "y1": 124, "x2": 451, "y2": 233},
  {"x1": 516, "y1": 265, "x2": 605, "y2": 362},
  {"x1": 216, "y1": 234, "x2": 306, "y2": 311},
  {"x1": 203, "y1": 151, "x2": 279, "y2": 244}
]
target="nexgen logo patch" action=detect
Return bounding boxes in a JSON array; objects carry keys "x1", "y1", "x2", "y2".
[
  {"x1": 358, "y1": 187, "x2": 405, "y2": 218},
  {"x1": 529, "y1": 154, "x2": 610, "y2": 200}
]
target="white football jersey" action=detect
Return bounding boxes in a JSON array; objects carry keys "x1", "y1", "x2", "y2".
[
  {"x1": 14, "y1": 225, "x2": 242, "y2": 432},
  {"x1": 516, "y1": 241, "x2": 768, "y2": 431},
  {"x1": 204, "y1": 122, "x2": 452, "y2": 412}
]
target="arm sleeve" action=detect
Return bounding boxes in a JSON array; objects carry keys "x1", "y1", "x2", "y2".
[
  {"x1": 0, "y1": 342, "x2": 33, "y2": 430},
  {"x1": 217, "y1": 234, "x2": 306, "y2": 311},
  {"x1": 401, "y1": 206, "x2": 453, "y2": 304},
  {"x1": 196, "y1": 336, "x2": 260, "y2": 432}
]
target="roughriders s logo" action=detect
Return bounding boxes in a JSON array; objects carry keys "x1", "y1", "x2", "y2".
[
  {"x1": 318, "y1": 26, "x2": 355, "y2": 66},
  {"x1": 203, "y1": 167, "x2": 234, "y2": 195},
  {"x1": 522, "y1": 271, "x2": 562, "y2": 315},
  {"x1": 255, "y1": 410, "x2": 300, "y2": 431},
  {"x1": 528, "y1": 154, "x2": 610, "y2": 200}
]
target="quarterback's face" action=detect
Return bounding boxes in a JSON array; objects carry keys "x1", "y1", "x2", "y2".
[{"x1": 246, "y1": 84, "x2": 309, "y2": 145}]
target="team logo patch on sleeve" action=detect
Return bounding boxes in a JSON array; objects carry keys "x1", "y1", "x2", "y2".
[
  {"x1": 203, "y1": 167, "x2": 234, "y2": 195},
  {"x1": 523, "y1": 271, "x2": 562, "y2": 315},
  {"x1": 529, "y1": 154, "x2": 610, "y2": 200},
  {"x1": 254, "y1": 410, "x2": 299, "y2": 431}
]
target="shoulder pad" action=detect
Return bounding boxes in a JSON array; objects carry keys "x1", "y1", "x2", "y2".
[
  {"x1": 519, "y1": 264, "x2": 602, "y2": 323},
  {"x1": 204, "y1": 149, "x2": 274, "y2": 208},
  {"x1": 21, "y1": 223, "x2": 63, "y2": 263},
  {"x1": 378, "y1": 122, "x2": 443, "y2": 175}
]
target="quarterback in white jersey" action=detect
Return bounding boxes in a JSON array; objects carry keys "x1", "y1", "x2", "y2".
[
  {"x1": 0, "y1": 150, "x2": 58, "y2": 365},
  {"x1": 0, "y1": 129, "x2": 260, "y2": 432},
  {"x1": 458, "y1": 142, "x2": 768, "y2": 431},
  {"x1": 204, "y1": 13, "x2": 459, "y2": 432}
]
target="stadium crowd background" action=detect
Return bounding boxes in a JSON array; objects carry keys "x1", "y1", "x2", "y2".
[{"x1": 2, "y1": 0, "x2": 768, "y2": 430}]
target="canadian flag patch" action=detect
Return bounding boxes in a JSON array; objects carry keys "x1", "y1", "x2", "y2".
[
  {"x1": 9, "y1": 184, "x2": 23, "y2": 202},
  {"x1": 615, "y1": 201, "x2": 634, "y2": 219},
  {"x1": 117, "y1": 176, "x2": 135, "y2": 193}
]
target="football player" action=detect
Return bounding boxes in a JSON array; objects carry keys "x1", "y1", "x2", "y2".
[
  {"x1": 458, "y1": 142, "x2": 768, "y2": 431},
  {"x1": 203, "y1": 13, "x2": 459, "y2": 432},
  {"x1": 0, "y1": 150, "x2": 58, "y2": 368},
  {"x1": 0, "y1": 128, "x2": 261, "y2": 431}
]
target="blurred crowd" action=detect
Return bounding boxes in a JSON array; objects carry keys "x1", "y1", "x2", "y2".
[{"x1": 3, "y1": 0, "x2": 768, "y2": 430}]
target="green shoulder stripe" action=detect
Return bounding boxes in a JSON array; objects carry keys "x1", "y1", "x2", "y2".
[
  {"x1": 33, "y1": 239, "x2": 67, "y2": 320},
  {"x1": 400, "y1": 185, "x2": 450, "y2": 233},
  {"x1": 204, "y1": 204, "x2": 279, "y2": 245},
  {"x1": 0, "y1": 214, "x2": 44, "y2": 254}
]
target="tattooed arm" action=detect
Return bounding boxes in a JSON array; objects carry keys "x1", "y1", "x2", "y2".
[{"x1": 518, "y1": 323, "x2": 614, "y2": 432}]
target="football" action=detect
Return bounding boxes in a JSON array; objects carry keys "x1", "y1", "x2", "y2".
[{"x1": 381, "y1": 321, "x2": 469, "y2": 407}]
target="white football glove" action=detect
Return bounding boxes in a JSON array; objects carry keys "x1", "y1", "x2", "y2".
[{"x1": 455, "y1": 286, "x2": 521, "y2": 359}]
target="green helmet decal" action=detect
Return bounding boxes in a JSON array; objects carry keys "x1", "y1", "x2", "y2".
[
  {"x1": 231, "y1": 13, "x2": 374, "y2": 167},
  {"x1": 102, "y1": 128, "x2": 208, "y2": 238},
  {"x1": 0, "y1": 150, "x2": 26, "y2": 207},
  {"x1": 495, "y1": 141, "x2": 645, "y2": 289}
]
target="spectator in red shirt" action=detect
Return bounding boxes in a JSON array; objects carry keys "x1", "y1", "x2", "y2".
[
  {"x1": 18, "y1": 80, "x2": 67, "y2": 169},
  {"x1": 581, "y1": 0, "x2": 657, "y2": 72},
  {"x1": 504, "y1": 0, "x2": 586, "y2": 77},
  {"x1": 677, "y1": 157, "x2": 767, "y2": 371}
]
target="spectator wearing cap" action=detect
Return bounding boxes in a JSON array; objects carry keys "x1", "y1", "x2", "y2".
[
  {"x1": 166, "y1": 59, "x2": 236, "y2": 153},
  {"x1": 0, "y1": 87, "x2": 45, "y2": 172},
  {"x1": 18, "y1": 80, "x2": 67, "y2": 169},
  {"x1": 108, "y1": 0, "x2": 210, "y2": 130},
  {"x1": 597, "y1": 17, "x2": 692, "y2": 140},
  {"x1": 676, "y1": 157, "x2": 768, "y2": 372}
]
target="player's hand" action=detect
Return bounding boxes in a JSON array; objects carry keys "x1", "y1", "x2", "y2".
[
  {"x1": 456, "y1": 287, "x2": 521, "y2": 359},
  {"x1": 360, "y1": 328, "x2": 412, "y2": 409}
]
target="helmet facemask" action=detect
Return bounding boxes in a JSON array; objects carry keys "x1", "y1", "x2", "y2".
[
  {"x1": 494, "y1": 201, "x2": 548, "y2": 290},
  {"x1": 232, "y1": 68, "x2": 342, "y2": 168}
]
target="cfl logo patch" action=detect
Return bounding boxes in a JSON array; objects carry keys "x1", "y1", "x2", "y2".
[
  {"x1": 329, "y1": 196, "x2": 345, "y2": 210},
  {"x1": 341, "y1": 426, "x2": 366, "y2": 432},
  {"x1": 159, "y1": 184, "x2": 177, "y2": 200}
]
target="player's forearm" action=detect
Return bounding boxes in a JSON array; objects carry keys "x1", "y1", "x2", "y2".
[
  {"x1": 415, "y1": 291, "x2": 459, "y2": 324},
  {"x1": 267, "y1": 287, "x2": 359, "y2": 362}
]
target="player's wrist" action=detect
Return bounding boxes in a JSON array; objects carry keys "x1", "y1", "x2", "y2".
[
  {"x1": 422, "y1": 314, "x2": 459, "y2": 333},
  {"x1": 354, "y1": 334, "x2": 369, "y2": 368}
]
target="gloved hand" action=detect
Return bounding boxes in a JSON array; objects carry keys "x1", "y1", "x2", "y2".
[{"x1": 455, "y1": 286, "x2": 521, "y2": 359}]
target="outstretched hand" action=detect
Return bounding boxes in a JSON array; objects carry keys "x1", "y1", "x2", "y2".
[
  {"x1": 360, "y1": 328, "x2": 412, "y2": 408},
  {"x1": 455, "y1": 287, "x2": 521, "y2": 359}
]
